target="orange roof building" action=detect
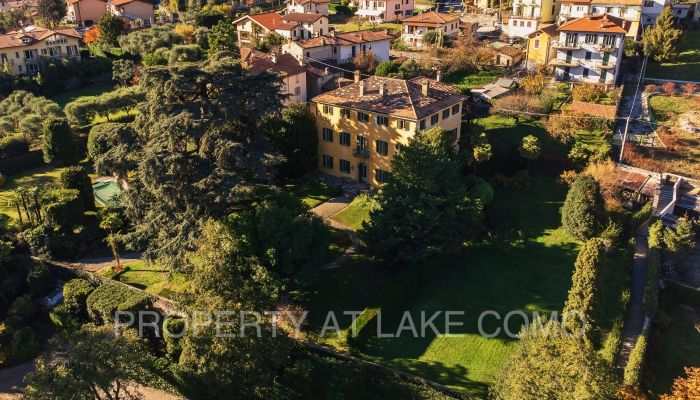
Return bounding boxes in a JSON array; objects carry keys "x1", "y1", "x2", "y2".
[
  {"x1": 283, "y1": 29, "x2": 394, "y2": 64},
  {"x1": 0, "y1": 25, "x2": 81, "y2": 75},
  {"x1": 400, "y1": 11, "x2": 461, "y2": 48}
]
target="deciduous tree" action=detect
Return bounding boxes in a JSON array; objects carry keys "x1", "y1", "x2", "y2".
[
  {"x1": 261, "y1": 102, "x2": 318, "y2": 179},
  {"x1": 360, "y1": 127, "x2": 482, "y2": 264},
  {"x1": 36, "y1": 0, "x2": 66, "y2": 28},
  {"x1": 661, "y1": 367, "x2": 700, "y2": 400},
  {"x1": 519, "y1": 135, "x2": 541, "y2": 161},
  {"x1": 207, "y1": 20, "x2": 238, "y2": 57},
  {"x1": 97, "y1": 13, "x2": 126, "y2": 48}
]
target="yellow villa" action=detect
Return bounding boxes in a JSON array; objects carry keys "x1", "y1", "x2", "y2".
[
  {"x1": 311, "y1": 73, "x2": 465, "y2": 187},
  {"x1": 0, "y1": 26, "x2": 81, "y2": 75},
  {"x1": 526, "y1": 23, "x2": 558, "y2": 66}
]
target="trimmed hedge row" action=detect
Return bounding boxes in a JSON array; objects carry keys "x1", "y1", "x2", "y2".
[
  {"x1": 86, "y1": 282, "x2": 152, "y2": 324},
  {"x1": 0, "y1": 149, "x2": 44, "y2": 176},
  {"x1": 623, "y1": 334, "x2": 648, "y2": 387}
]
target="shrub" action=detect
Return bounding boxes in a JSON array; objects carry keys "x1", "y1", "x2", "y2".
[
  {"x1": 466, "y1": 177, "x2": 494, "y2": 206},
  {"x1": 60, "y1": 166, "x2": 96, "y2": 211},
  {"x1": 7, "y1": 327, "x2": 41, "y2": 364},
  {"x1": 8, "y1": 294, "x2": 39, "y2": 326},
  {"x1": 163, "y1": 316, "x2": 185, "y2": 361},
  {"x1": 26, "y1": 263, "x2": 54, "y2": 297},
  {"x1": 168, "y1": 44, "x2": 203, "y2": 64},
  {"x1": 41, "y1": 188, "x2": 84, "y2": 232},
  {"x1": 86, "y1": 283, "x2": 152, "y2": 324},
  {"x1": 352, "y1": 50, "x2": 378, "y2": 73},
  {"x1": 63, "y1": 278, "x2": 95, "y2": 317},
  {"x1": 118, "y1": 25, "x2": 183, "y2": 57},
  {"x1": 661, "y1": 81, "x2": 676, "y2": 96},
  {"x1": 571, "y1": 83, "x2": 606, "y2": 103},
  {"x1": 0, "y1": 134, "x2": 30, "y2": 159},
  {"x1": 42, "y1": 118, "x2": 79, "y2": 166},
  {"x1": 623, "y1": 334, "x2": 647, "y2": 387},
  {"x1": 681, "y1": 83, "x2": 698, "y2": 96},
  {"x1": 375, "y1": 60, "x2": 398, "y2": 77},
  {"x1": 49, "y1": 304, "x2": 80, "y2": 334}
]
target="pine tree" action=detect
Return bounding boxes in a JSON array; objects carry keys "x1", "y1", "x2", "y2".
[
  {"x1": 519, "y1": 135, "x2": 541, "y2": 161},
  {"x1": 648, "y1": 219, "x2": 665, "y2": 250},
  {"x1": 642, "y1": 7, "x2": 684, "y2": 63},
  {"x1": 664, "y1": 217, "x2": 696, "y2": 258},
  {"x1": 563, "y1": 238, "x2": 604, "y2": 343},
  {"x1": 561, "y1": 174, "x2": 606, "y2": 241},
  {"x1": 360, "y1": 127, "x2": 482, "y2": 264}
]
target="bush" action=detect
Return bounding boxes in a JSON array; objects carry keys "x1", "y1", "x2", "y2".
[
  {"x1": 42, "y1": 118, "x2": 79, "y2": 166},
  {"x1": 375, "y1": 60, "x2": 398, "y2": 77},
  {"x1": 49, "y1": 304, "x2": 81, "y2": 334},
  {"x1": 60, "y1": 166, "x2": 96, "y2": 211},
  {"x1": 119, "y1": 25, "x2": 183, "y2": 57},
  {"x1": 0, "y1": 134, "x2": 30, "y2": 159},
  {"x1": 86, "y1": 283, "x2": 152, "y2": 324},
  {"x1": 41, "y1": 188, "x2": 84, "y2": 232},
  {"x1": 465, "y1": 176, "x2": 494, "y2": 206},
  {"x1": 623, "y1": 334, "x2": 647, "y2": 387},
  {"x1": 63, "y1": 278, "x2": 95, "y2": 317},
  {"x1": 26, "y1": 263, "x2": 54, "y2": 297},
  {"x1": 168, "y1": 44, "x2": 203, "y2": 64},
  {"x1": 7, "y1": 327, "x2": 41, "y2": 364},
  {"x1": 164, "y1": 316, "x2": 185, "y2": 361},
  {"x1": 571, "y1": 83, "x2": 606, "y2": 103},
  {"x1": 8, "y1": 294, "x2": 39, "y2": 326},
  {"x1": 0, "y1": 149, "x2": 44, "y2": 176}
]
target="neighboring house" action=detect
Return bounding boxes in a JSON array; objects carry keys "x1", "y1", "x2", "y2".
[
  {"x1": 0, "y1": 25, "x2": 81, "y2": 75},
  {"x1": 106, "y1": 0, "x2": 154, "y2": 25},
  {"x1": 671, "y1": 2, "x2": 691, "y2": 22},
  {"x1": 355, "y1": 0, "x2": 414, "y2": 22},
  {"x1": 65, "y1": 0, "x2": 107, "y2": 27},
  {"x1": 400, "y1": 11, "x2": 460, "y2": 48},
  {"x1": 641, "y1": 0, "x2": 667, "y2": 26},
  {"x1": 550, "y1": 14, "x2": 629, "y2": 87},
  {"x1": 283, "y1": 29, "x2": 394, "y2": 64},
  {"x1": 0, "y1": 0, "x2": 36, "y2": 11},
  {"x1": 286, "y1": 0, "x2": 330, "y2": 15},
  {"x1": 556, "y1": 0, "x2": 641, "y2": 37},
  {"x1": 275, "y1": 13, "x2": 329, "y2": 40},
  {"x1": 471, "y1": 77, "x2": 517, "y2": 100},
  {"x1": 312, "y1": 74, "x2": 464, "y2": 187},
  {"x1": 233, "y1": 12, "x2": 284, "y2": 48},
  {"x1": 232, "y1": 0, "x2": 267, "y2": 8},
  {"x1": 526, "y1": 22, "x2": 558, "y2": 66},
  {"x1": 492, "y1": 43, "x2": 524, "y2": 66},
  {"x1": 241, "y1": 48, "x2": 308, "y2": 103},
  {"x1": 507, "y1": 0, "x2": 555, "y2": 37}
]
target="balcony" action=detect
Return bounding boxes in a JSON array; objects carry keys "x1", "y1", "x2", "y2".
[
  {"x1": 550, "y1": 58, "x2": 580, "y2": 67},
  {"x1": 353, "y1": 147, "x2": 370, "y2": 158},
  {"x1": 596, "y1": 44, "x2": 617, "y2": 52},
  {"x1": 551, "y1": 41, "x2": 581, "y2": 50},
  {"x1": 597, "y1": 61, "x2": 615, "y2": 70}
]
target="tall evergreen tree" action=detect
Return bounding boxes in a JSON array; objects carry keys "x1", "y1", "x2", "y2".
[
  {"x1": 36, "y1": 0, "x2": 66, "y2": 28},
  {"x1": 642, "y1": 6, "x2": 683, "y2": 63},
  {"x1": 491, "y1": 317, "x2": 618, "y2": 400},
  {"x1": 97, "y1": 13, "x2": 126, "y2": 47},
  {"x1": 360, "y1": 127, "x2": 482, "y2": 264},
  {"x1": 648, "y1": 219, "x2": 665, "y2": 250},
  {"x1": 561, "y1": 174, "x2": 605, "y2": 241},
  {"x1": 663, "y1": 216, "x2": 696, "y2": 258},
  {"x1": 60, "y1": 166, "x2": 95, "y2": 211},
  {"x1": 107, "y1": 55, "x2": 284, "y2": 270},
  {"x1": 262, "y1": 102, "x2": 318, "y2": 179},
  {"x1": 563, "y1": 238, "x2": 604, "y2": 343},
  {"x1": 42, "y1": 117, "x2": 79, "y2": 166}
]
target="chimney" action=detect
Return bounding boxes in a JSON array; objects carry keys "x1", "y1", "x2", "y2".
[
  {"x1": 436, "y1": 69, "x2": 442, "y2": 82},
  {"x1": 324, "y1": 67, "x2": 329, "y2": 74},
  {"x1": 330, "y1": 29, "x2": 335, "y2": 37},
  {"x1": 298, "y1": 55, "x2": 304, "y2": 66},
  {"x1": 271, "y1": 52, "x2": 277, "y2": 64},
  {"x1": 379, "y1": 82, "x2": 387, "y2": 97},
  {"x1": 353, "y1": 69, "x2": 361, "y2": 83},
  {"x1": 359, "y1": 81, "x2": 366, "y2": 96},
  {"x1": 421, "y1": 80, "x2": 430, "y2": 96}
]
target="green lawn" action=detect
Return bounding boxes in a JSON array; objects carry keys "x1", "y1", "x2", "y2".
[
  {"x1": 652, "y1": 283, "x2": 700, "y2": 395},
  {"x1": 648, "y1": 94, "x2": 697, "y2": 126},
  {"x1": 282, "y1": 181, "x2": 340, "y2": 209},
  {"x1": 0, "y1": 165, "x2": 62, "y2": 220},
  {"x1": 646, "y1": 30, "x2": 700, "y2": 81},
  {"x1": 50, "y1": 83, "x2": 116, "y2": 107},
  {"x1": 330, "y1": 194, "x2": 375, "y2": 230},
  {"x1": 443, "y1": 70, "x2": 504, "y2": 92},
  {"x1": 99, "y1": 261, "x2": 188, "y2": 299},
  {"x1": 334, "y1": 22, "x2": 402, "y2": 34}
]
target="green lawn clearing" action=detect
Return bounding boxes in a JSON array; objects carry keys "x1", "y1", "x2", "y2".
[
  {"x1": 646, "y1": 30, "x2": 700, "y2": 81},
  {"x1": 330, "y1": 194, "x2": 375, "y2": 230},
  {"x1": 443, "y1": 70, "x2": 504, "y2": 92},
  {"x1": 0, "y1": 165, "x2": 62, "y2": 220},
  {"x1": 334, "y1": 22, "x2": 402, "y2": 34},
  {"x1": 51, "y1": 83, "x2": 116, "y2": 107},
  {"x1": 99, "y1": 261, "x2": 188, "y2": 299},
  {"x1": 648, "y1": 94, "x2": 697, "y2": 126},
  {"x1": 282, "y1": 181, "x2": 340, "y2": 209}
]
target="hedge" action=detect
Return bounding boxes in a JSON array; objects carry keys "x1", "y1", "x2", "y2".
[
  {"x1": 86, "y1": 282, "x2": 152, "y2": 325},
  {"x1": 623, "y1": 334, "x2": 648, "y2": 387},
  {"x1": 0, "y1": 134, "x2": 30, "y2": 159},
  {"x1": 63, "y1": 278, "x2": 95, "y2": 317},
  {"x1": 0, "y1": 150, "x2": 44, "y2": 176}
]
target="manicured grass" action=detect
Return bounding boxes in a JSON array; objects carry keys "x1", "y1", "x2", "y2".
[
  {"x1": 646, "y1": 30, "x2": 700, "y2": 81},
  {"x1": 0, "y1": 165, "x2": 62, "y2": 220},
  {"x1": 330, "y1": 194, "x2": 375, "y2": 230},
  {"x1": 334, "y1": 22, "x2": 402, "y2": 34},
  {"x1": 282, "y1": 181, "x2": 340, "y2": 209},
  {"x1": 99, "y1": 261, "x2": 188, "y2": 299},
  {"x1": 648, "y1": 94, "x2": 697, "y2": 125},
  {"x1": 652, "y1": 284, "x2": 700, "y2": 394},
  {"x1": 443, "y1": 70, "x2": 504, "y2": 91},
  {"x1": 50, "y1": 83, "x2": 116, "y2": 107}
]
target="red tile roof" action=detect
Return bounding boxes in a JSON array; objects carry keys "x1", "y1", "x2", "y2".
[
  {"x1": 312, "y1": 76, "x2": 464, "y2": 120},
  {"x1": 292, "y1": 29, "x2": 394, "y2": 49},
  {"x1": 234, "y1": 12, "x2": 284, "y2": 31},
  {"x1": 295, "y1": 0, "x2": 330, "y2": 4},
  {"x1": 282, "y1": 12, "x2": 326, "y2": 23},
  {"x1": 557, "y1": 14, "x2": 630, "y2": 34},
  {"x1": 402, "y1": 11, "x2": 459, "y2": 26},
  {"x1": 496, "y1": 45, "x2": 522, "y2": 57},
  {"x1": 109, "y1": 0, "x2": 149, "y2": 6},
  {"x1": 241, "y1": 48, "x2": 306, "y2": 76},
  {"x1": 590, "y1": 0, "x2": 640, "y2": 4},
  {"x1": 0, "y1": 26, "x2": 80, "y2": 49}
]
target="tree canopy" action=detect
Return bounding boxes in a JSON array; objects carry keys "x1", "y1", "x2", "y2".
[
  {"x1": 642, "y1": 6, "x2": 683, "y2": 63},
  {"x1": 561, "y1": 174, "x2": 605, "y2": 241}
]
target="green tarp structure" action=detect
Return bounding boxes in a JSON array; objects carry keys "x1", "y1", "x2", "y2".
[{"x1": 93, "y1": 181, "x2": 122, "y2": 206}]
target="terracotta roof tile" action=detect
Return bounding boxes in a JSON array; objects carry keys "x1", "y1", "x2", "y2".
[
  {"x1": 496, "y1": 45, "x2": 522, "y2": 57},
  {"x1": 557, "y1": 14, "x2": 630, "y2": 33},
  {"x1": 292, "y1": 29, "x2": 394, "y2": 48},
  {"x1": 589, "y1": 0, "x2": 640, "y2": 4},
  {"x1": 110, "y1": 0, "x2": 149, "y2": 6},
  {"x1": 242, "y1": 49, "x2": 306, "y2": 76},
  {"x1": 282, "y1": 12, "x2": 325, "y2": 23},
  {"x1": 402, "y1": 11, "x2": 459, "y2": 26},
  {"x1": 0, "y1": 26, "x2": 80, "y2": 49},
  {"x1": 234, "y1": 12, "x2": 284, "y2": 31},
  {"x1": 295, "y1": 0, "x2": 330, "y2": 4},
  {"x1": 312, "y1": 76, "x2": 464, "y2": 120}
]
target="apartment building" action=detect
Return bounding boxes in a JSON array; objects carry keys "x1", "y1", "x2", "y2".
[
  {"x1": 241, "y1": 48, "x2": 308, "y2": 103},
  {"x1": 106, "y1": 0, "x2": 154, "y2": 25},
  {"x1": 0, "y1": 26, "x2": 80, "y2": 75},
  {"x1": 286, "y1": 0, "x2": 330, "y2": 15},
  {"x1": 354, "y1": 0, "x2": 414, "y2": 22},
  {"x1": 311, "y1": 74, "x2": 464, "y2": 187},
  {"x1": 549, "y1": 14, "x2": 629, "y2": 87},
  {"x1": 275, "y1": 13, "x2": 329, "y2": 40},
  {"x1": 65, "y1": 0, "x2": 107, "y2": 26},
  {"x1": 283, "y1": 29, "x2": 393, "y2": 64},
  {"x1": 557, "y1": 0, "x2": 641, "y2": 37},
  {"x1": 400, "y1": 11, "x2": 460, "y2": 48},
  {"x1": 507, "y1": 0, "x2": 556, "y2": 37},
  {"x1": 233, "y1": 12, "x2": 284, "y2": 48}
]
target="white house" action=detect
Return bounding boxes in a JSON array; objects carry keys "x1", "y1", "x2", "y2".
[
  {"x1": 283, "y1": 29, "x2": 394, "y2": 64},
  {"x1": 275, "y1": 13, "x2": 329, "y2": 40},
  {"x1": 506, "y1": 0, "x2": 556, "y2": 38},
  {"x1": 400, "y1": 11, "x2": 460, "y2": 48},
  {"x1": 557, "y1": 0, "x2": 641, "y2": 37},
  {"x1": 233, "y1": 12, "x2": 284, "y2": 48},
  {"x1": 641, "y1": 0, "x2": 667, "y2": 26},
  {"x1": 549, "y1": 14, "x2": 629, "y2": 87},
  {"x1": 354, "y1": 0, "x2": 414, "y2": 22},
  {"x1": 286, "y1": 0, "x2": 330, "y2": 15}
]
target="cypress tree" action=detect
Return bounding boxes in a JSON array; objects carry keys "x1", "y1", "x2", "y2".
[
  {"x1": 60, "y1": 166, "x2": 96, "y2": 211},
  {"x1": 561, "y1": 174, "x2": 605, "y2": 241},
  {"x1": 642, "y1": 7, "x2": 683, "y2": 63},
  {"x1": 42, "y1": 118, "x2": 79, "y2": 166},
  {"x1": 563, "y1": 238, "x2": 605, "y2": 343}
]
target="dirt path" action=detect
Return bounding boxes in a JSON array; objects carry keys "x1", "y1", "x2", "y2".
[
  {"x1": 311, "y1": 197, "x2": 358, "y2": 270},
  {"x1": 52, "y1": 252, "x2": 142, "y2": 272}
]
